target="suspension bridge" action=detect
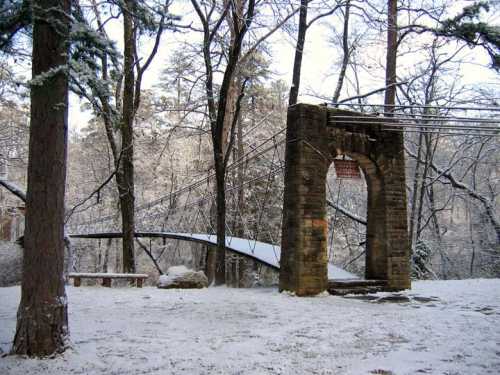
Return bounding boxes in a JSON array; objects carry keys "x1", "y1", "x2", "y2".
[
  {"x1": 66, "y1": 116, "x2": 358, "y2": 280},
  {"x1": 66, "y1": 103, "x2": 500, "y2": 295}
]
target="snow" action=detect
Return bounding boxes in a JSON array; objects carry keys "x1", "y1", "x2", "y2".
[
  {"x1": 68, "y1": 273, "x2": 149, "y2": 278},
  {"x1": 158, "y1": 274, "x2": 170, "y2": 285},
  {"x1": 165, "y1": 265, "x2": 191, "y2": 276},
  {"x1": 145, "y1": 233, "x2": 358, "y2": 280},
  {"x1": 0, "y1": 241, "x2": 22, "y2": 287},
  {"x1": 1, "y1": 279, "x2": 499, "y2": 374}
]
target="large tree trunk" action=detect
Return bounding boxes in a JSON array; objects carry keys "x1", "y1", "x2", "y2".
[
  {"x1": 120, "y1": 0, "x2": 136, "y2": 273},
  {"x1": 212, "y1": 0, "x2": 245, "y2": 285},
  {"x1": 12, "y1": 0, "x2": 70, "y2": 356},
  {"x1": 212, "y1": 70, "x2": 236, "y2": 287}
]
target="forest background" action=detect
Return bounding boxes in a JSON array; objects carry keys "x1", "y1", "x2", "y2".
[{"x1": 1, "y1": 0, "x2": 499, "y2": 285}]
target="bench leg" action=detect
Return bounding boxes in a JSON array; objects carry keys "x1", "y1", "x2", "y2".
[
  {"x1": 102, "y1": 278, "x2": 111, "y2": 287},
  {"x1": 74, "y1": 277, "x2": 81, "y2": 287},
  {"x1": 137, "y1": 278, "x2": 143, "y2": 288}
]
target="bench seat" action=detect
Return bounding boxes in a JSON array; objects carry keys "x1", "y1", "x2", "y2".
[{"x1": 68, "y1": 273, "x2": 149, "y2": 288}]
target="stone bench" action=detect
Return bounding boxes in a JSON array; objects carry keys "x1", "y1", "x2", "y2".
[{"x1": 68, "y1": 273, "x2": 149, "y2": 288}]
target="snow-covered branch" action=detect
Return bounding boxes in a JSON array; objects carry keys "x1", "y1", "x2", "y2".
[
  {"x1": 405, "y1": 146, "x2": 500, "y2": 244},
  {"x1": 0, "y1": 178, "x2": 26, "y2": 202},
  {"x1": 326, "y1": 199, "x2": 367, "y2": 226}
]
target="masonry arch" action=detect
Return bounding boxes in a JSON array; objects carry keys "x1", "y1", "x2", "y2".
[
  {"x1": 279, "y1": 104, "x2": 410, "y2": 296},
  {"x1": 328, "y1": 151, "x2": 385, "y2": 281}
]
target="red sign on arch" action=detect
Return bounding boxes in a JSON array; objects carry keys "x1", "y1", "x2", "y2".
[{"x1": 333, "y1": 159, "x2": 361, "y2": 179}]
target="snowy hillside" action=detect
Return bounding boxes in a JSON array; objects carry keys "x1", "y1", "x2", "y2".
[{"x1": 1, "y1": 279, "x2": 499, "y2": 374}]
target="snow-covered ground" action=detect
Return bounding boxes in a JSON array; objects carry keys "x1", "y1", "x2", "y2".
[{"x1": 1, "y1": 280, "x2": 499, "y2": 374}]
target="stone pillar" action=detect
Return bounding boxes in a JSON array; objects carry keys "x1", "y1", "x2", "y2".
[
  {"x1": 280, "y1": 104, "x2": 411, "y2": 295},
  {"x1": 280, "y1": 104, "x2": 330, "y2": 296},
  {"x1": 379, "y1": 131, "x2": 411, "y2": 290}
]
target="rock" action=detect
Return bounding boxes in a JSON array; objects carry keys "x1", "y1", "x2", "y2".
[
  {"x1": 157, "y1": 266, "x2": 208, "y2": 289},
  {"x1": 0, "y1": 240, "x2": 23, "y2": 286}
]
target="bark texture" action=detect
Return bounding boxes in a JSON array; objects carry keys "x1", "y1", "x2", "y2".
[
  {"x1": 120, "y1": 0, "x2": 137, "y2": 273},
  {"x1": 12, "y1": 0, "x2": 70, "y2": 356}
]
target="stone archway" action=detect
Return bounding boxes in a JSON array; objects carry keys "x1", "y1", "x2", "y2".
[{"x1": 279, "y1": 104, "x2": 410, "y2": 296}]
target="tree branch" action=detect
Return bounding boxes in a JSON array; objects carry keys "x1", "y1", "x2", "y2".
[
  {"x1": 405, "y1": 145, "x2": 500, "y2": 243},
  {"x1": 64, "y1": 149, "x2": 123, "y2": 223},
  {"x1": 326, "y1": 198, "x2": 367, "y2": 225},
  {"x1": 136, "y1": 238, "x2": 164, "y2": 275},
  {"x1": 335, "y1": 81, "x2": 407, "y2": 104},
  {"x1": 0, "y1": 178, "x2": 26, "y2": 202}
]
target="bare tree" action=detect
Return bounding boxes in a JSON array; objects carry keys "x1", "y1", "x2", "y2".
[
  {"x1": 288, "y1": 0, "x2": 343, "y2": 105},
  {"x1": 190, "y1": 0, "x2": 255, "y2": 284},
  {"x1": 71, "y1": 0, "x2": 172, "y2": 272},
  {"x1": 190, "y1": 0, "x2": 298, "y2": 284}
]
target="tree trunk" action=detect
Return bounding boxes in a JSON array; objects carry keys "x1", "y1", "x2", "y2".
[
  {"x1": 192, "y1": 0, "x2": 255, "y2": 286},
  {"x1": 215, "y1": 66, "x2": 237, "y2": 286},
  {"x1": 205, "y1": 201, "x2": 217, "y2": 284},
  {"x1": 90, "y1": 0, "x2": 138, "y2": 273},
  {"x1": 384, "y1": 0, "x2": 398, "y2": 111},
  {"x1": 426, "y1": 181, "x2": 442, "y2": 242},
  {"x1": 288, "y1": 0, "x2": 308, "y2": 106},
  {"x1": 235, "y1": 107, "x2": 245, "y2": 237},
  {"x1": 332, "y1": 0, "x2": 351, "y2": 104},
  {"x1": 120, "y1": 0, "x2": 136, "y2": 273},
  {"x1": 221, "y1": 78, "x2": 238, "y2": 148},
  {"x1": 214, "y1": 156, "x2": 226, "y2": 285},
  {"x1": 12, "y1": 0, "x2": 70, "y2": 356},
  {"x1": 415, "y1": 137, "x2": 432, "y2": 242},
  {"x1": 409, "y1": 131, "x2": 424, "y2": 254}
]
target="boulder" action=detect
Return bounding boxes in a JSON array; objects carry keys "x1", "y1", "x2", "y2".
[
  {"x1": 0, "y1": 240, "x2": 22, "y2": 287},
  {"x1": 157, "y1": 266, "x2": 208, "y2": 289}
]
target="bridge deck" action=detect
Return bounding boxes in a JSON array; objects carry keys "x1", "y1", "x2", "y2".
[{"x1": 69, "y1": 232, "x2": 358, "y2": 280}]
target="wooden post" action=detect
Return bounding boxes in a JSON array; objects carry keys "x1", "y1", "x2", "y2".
[
  {"x1": 74, "y1": 277, "x2": 81, "y2": 287},
  {"x1": 137, "y1": 278, "x2": 143, "y2": 288}
]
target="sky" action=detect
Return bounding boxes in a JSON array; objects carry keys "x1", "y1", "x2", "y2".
[{"x1": 65, "y1": 0, "x2": 499, "y2": 132}]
